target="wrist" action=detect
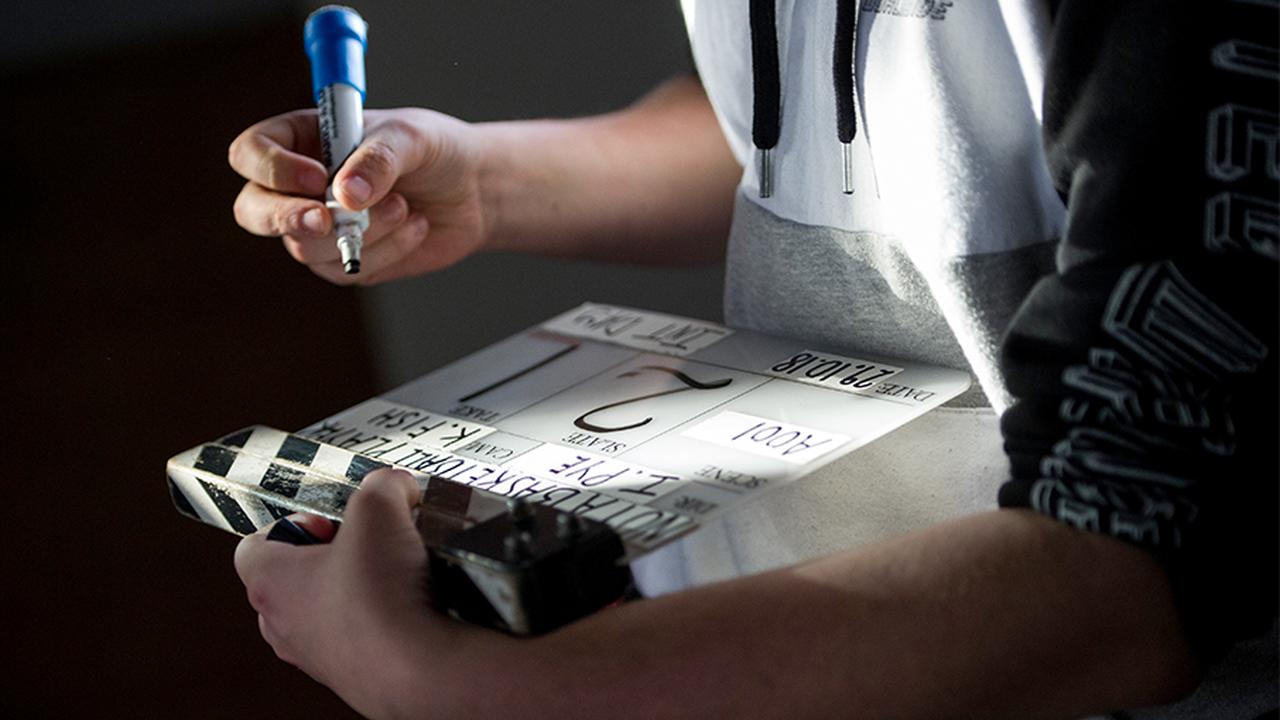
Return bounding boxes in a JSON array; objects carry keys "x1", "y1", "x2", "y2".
[
  {"x1": 472, "y1": 115, "x2": 618, "y2": 256},
  {"x1": 389, "y1": 617, "x2": 542, "y2": 719},
  {"x1": 472, "y1": 120, "x2": 537, "y2": 255}
]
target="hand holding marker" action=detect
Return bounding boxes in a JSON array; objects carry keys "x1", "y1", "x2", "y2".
[{"x1": 305, "y1": 5, "x2": 369, "y2": 274}]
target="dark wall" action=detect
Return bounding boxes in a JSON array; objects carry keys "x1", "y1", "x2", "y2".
[{"x1": 0, "y1": 3, "x2": 707, "y2": 716}]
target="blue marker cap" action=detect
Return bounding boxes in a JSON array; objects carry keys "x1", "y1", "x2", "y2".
[{"x1": 304, "y1": 5, "x2": 368, "y2": 102}]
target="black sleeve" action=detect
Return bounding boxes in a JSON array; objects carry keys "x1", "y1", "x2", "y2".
[{"x1": 997, "y1": 0, "x2": 1278, "y2": 658}]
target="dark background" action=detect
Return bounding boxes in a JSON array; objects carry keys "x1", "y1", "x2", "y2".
[{"x1": 1, "y1": 2, "x2": 719, "y2": 716}]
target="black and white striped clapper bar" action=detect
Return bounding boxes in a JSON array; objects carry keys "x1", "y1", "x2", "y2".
[{"x1": 167, "y1": 426, "x2": 633, "y2": 635}]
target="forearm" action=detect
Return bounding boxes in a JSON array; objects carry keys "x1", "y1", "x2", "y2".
[
  {"x1": 1000, "y1": 0, "x2": 1278, "y2": 655},
  {"x1": 476, "y1": 75, "x2": 741, "y2": 265},
  {"x1": 435, "y1": 510, "x2": 1196, "y2": 720}
]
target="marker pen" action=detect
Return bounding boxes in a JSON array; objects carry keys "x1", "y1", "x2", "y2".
[{"x1": 305, "y1": 5, "x2": 370, "y2": 274}]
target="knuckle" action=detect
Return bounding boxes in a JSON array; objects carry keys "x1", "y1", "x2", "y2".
[
  {"x1": 283, "y1": 107, "x2": 315, "y2": 126},
  {"x1": 247, "y1": 585, "x2": 273, "y2": 615},
  {"x1": 395, "y1": 218, "x2": 429, "y2": 254},
  {"x1": 271, "y1": 203, "x2": 294, "y2": 238},
  {"x1": 357, "y1": 139, "x2": 398, "y2": 179},
  {"x1": 227, "y1": 134, "x2": 245, "y2": 171},
  {"x1": 392, "y1": 195, "x2": 412, "y2": 222},
  {"x1": 347, "y1": 483, "x2": 394, "y2": 519},
  {"x1": 376, "y1": 192, "x2": 408, "y2": 222},
  {"x1": 228, "y1": 129, "x2": 261, "y2": 175},
  {"x1": 347, "y1": 472, "x2": 409, "y2": 518},
  {"x1": 258, "y1": 616, "x2": 297, "y2": 666},
  {"x1": 233, "y1": 534, "x2": 263, "y2": 581},
  {"x1": 376, "y1": 468, "x2": 418, "y2": 498},
  {"x1": 271, "y1": 643, "x2": 296, "y2": 666},
  {"x1": 409, "y1": 217, "x2": 430, "y2": 242},
  {"x1": 259, "y1": 145, "x2": 284, "y2": 189},
  {"x1": 381, "y1": 116, "x2": 416, "y2": 141}
]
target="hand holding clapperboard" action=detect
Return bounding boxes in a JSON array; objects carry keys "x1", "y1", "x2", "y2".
[{"x1": 169, "y1": 303, "x2": 968, "y2": 633}]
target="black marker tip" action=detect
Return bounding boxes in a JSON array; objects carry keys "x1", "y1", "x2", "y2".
[{"x1": 343, "y1": 259, "x2": 360, "y2": 274}]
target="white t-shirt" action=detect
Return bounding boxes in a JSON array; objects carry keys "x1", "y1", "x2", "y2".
[{"x1": 634, "y1": 0, "x2": 1063, "y2": 590}]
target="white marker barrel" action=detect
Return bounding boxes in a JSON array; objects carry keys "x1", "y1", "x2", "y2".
[{"x1": 305, "y1": 5, "x2": 371, "y2": 274}]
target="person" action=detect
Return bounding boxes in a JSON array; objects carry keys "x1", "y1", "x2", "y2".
[{"x1": 230, "y1": 1, "x2": 1277, "y2": 718}]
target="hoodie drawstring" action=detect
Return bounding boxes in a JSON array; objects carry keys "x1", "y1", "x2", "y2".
[
  {"x1": 750, "y1": 0, "x2": 862, "y2": 198},
  {"x1": 834, "y1": 0, "x2": 859, "y2": 194},
  {"x1": 749, "y1": 0, "x2": 781, "y2": 198}
]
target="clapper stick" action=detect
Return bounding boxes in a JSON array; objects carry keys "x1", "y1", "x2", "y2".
[{"x1": 167, "y1": 426, "x2": 633, "y2": 635}]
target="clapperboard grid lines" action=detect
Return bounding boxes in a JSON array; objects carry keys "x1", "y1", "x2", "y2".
[{"x1": 169, "y1": 304, "x2": 972, "y2": 560}]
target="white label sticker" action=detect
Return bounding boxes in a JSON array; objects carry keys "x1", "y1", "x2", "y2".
[
  {"x1": 542, "y1": 303, "x2": 731, "y2": 356},
  {"x1": 509, "y1": 444, "x2": 685, "y2": 500},
  {"x1": 453, "y1": 432, "x2": 543, "y2": 463},
  {"x1": 305, "y1": 398, "x2": 497, "y2": 452},
  {"x1": 765, "y1": 349, "x2": 904, "y2": 393},
  {"x1": 683, "y1": 411, "x2": 849, "y2": 465}
]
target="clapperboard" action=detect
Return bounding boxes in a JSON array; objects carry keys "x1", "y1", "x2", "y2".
[{"x1": 169, "y1": 303, "x2": 971, "y2": 633}]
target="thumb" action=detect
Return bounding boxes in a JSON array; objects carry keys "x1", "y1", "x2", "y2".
[
  {"x1": 338, "y1": 468, "x2": 423, "y2": 549},
  {"x1": 332, "y1": 121, "x2": 427, "y2": 211}
]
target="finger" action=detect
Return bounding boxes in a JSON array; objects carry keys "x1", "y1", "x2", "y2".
[
  {"x1": 289, "y1": 513, "x2": 338, "y2": 543},
  {"x1": 234, "y1": 181, "x2": 329, "y2": 238},
  {"x1": 265, "y1": 516, "x2": 322, "y2": 545},
  {"x1": 307, "y1": 213, "x2": 429, "y2": 286},
  {"x1": 234, "y1": 532, "x2": 298, "y2": 612},
  {"x1": 258, "y1": 614, "x2": 303, "y2": 669},
  {"x1": 258, "y1": 614, "x2": 281, "y2": 650},
  {"x1": 333, "y1": 469, "x2": 432, "y2": 619},
  {"x1": 228, "y1": 109, "x2": 329, "y2": 195},
  {"x1": 332, "y1": 117, "x2": 431, "y2": 211},
  {"x1": 280, "y1": 192, "x2": 410, "y2": 265},
  {"x1": 340, "y1": 469, "x2": 422, "y2": 545}
]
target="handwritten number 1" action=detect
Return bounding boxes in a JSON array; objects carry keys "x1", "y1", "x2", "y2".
[{"x1": 457, "y1": 339, "x2": 580, "y2": 403}]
